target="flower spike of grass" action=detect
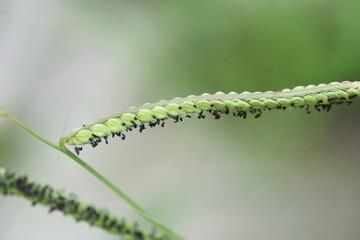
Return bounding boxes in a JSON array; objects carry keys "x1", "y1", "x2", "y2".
[
  {"x1": 0, "y1": 166, "x2": 166, "y2": 240},
  {"x1": 61, "y1": 81, "x2": 360, "y2": 154}
]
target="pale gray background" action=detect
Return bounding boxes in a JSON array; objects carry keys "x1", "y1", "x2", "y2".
[{"x1": 1, "y1": 1, "x2": 360, "y2": 239}]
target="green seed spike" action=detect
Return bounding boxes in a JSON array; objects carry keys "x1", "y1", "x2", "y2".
[
  {"x1": 304, "y1": 95, "x2": 318, "y2": 105},
  {"x1": 72, "y1": 129, "x2": 92, "y2": 145},
  {"x1": 151, "y1": 106, "x2": 168, "y2": 120},
  {"x1": 0, "y1": 166, "x2": 165, "y2": 240},
  {"x1": 105, "y1": 118, "x2": 125, "y2": 133},
  {"x1": 165, "y1": 103, "x2": 185, "y2": 116},
  {"x1": 195, "y1": 100, "x2": 213, "y2": 111},
  {"x1": 137, "y1": 109, "x2": 156, "y2": 123},
  {"x1": 180, "y1": 101, "x2": 200, "y2": 114},
  {"x1": 62, "y1": 81, "x2": 360, "y2": 148},
  {"x1": 121, "y1": 113, "x2": 140, "y2": 127},
  {"x1": 212, "y1": 100, "x2": 228, "y2": 111},
  {"x1": 91, "y1": 124, "x2": 111, "y2": 138},
  {"x1": 235, "y1": 99, "x2": 251, "y2": 111}
]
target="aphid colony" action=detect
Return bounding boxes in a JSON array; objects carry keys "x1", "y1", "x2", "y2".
[
  {"x1": 0, "y1": 167, "x2": 163, "y2": 240},
  {"x1": 61, "y1": 81, "x2": 360, "y2": 155}
]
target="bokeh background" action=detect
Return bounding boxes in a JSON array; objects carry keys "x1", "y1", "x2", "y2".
[{"x1": 1, "y1": 0, "x2": 360, "y2": 239}]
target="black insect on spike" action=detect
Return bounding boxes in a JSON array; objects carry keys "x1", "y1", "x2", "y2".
[
  {"x1": 152, "y1": 119, "x2": 160, "y2": 126},
  {"x1": 46, "y1": 188, "x2": 54, "y2": 202},
  {"x1": 212, "y1": 110, "x2": 221, "y2": 119},
  {"x1": 39, "y1": 185, "x2": 49, "y2": 199},
  {"x1": 179, "y1": 116, "x2": 183, "y2": 122},
  {"x1": 67, "y1": 199, "x2": 80, "y2": 212},
  {"x1": 134, "y1": 229, "x2": 144, "y2": 239},
  {"x1": 173, "y1": 116, "x2": 180, "y2": 123},
  {"x1": 324, "y1": 104, "x2": 332, "y2": 112},
  {"x1": 55, "y1": 196, "x2": 66, "y2": 211},
  {"x1": 95, "y1": 138, "x2": 101, "y2": 143},
  {"x1": 16, "y1": 176, "x2": 27, "y2": 186},
  {"x1": 131, "y1": 120, "x2": 138, "y2": 129},
  {"x1": 161, "y1": 121, "x2": 165, "y2": 127},
  {"x1": 315, "y1": 104, "x2": 321, "y2": 112},
  {"x1": 306, "y1": 105, "x2": 311, "y2": 114},
  {"x1": 90, "y1": 141, "x2": 98, "y2": 148},
  {"x1": 252, "y1": 109, "x2": 262, "y2": 119},
  {"x1": 112, "y1": 133, "x2": 115, "y2": 138},
  {"x1": 75, "y1": 147, "x2": 83, "y2": 155},
  {"x1": 84, "y1": 206, "x2": 99, "y2": 224},
  {"x1": 115, "y1": 132, "x2": 121, "y2": 137},
  {"x1": 236, "y1": 110, "x2": 247, "y2": 119},
  {"x1": 139, "y1": 124, "x2": 146, "y2": 133},
  {"x1": 104, "y1": 136, "x2": 109, "y2": 144},
  {"x1": 242, "y1": 112, "x2": 247, "y2": 119},
  {"x1": 186, "y1": 115, "x2": 192, "y2": 118},
  {"x1": 116, "y1": 223, "x2": 124, "y2": 232},
  {"x1": 121, "y1": 133, "x2": 126, "y2": 140},
  {"x1": 102, "y1": 214, "x2": 110, "y2": 229},
  {"x1": 108, "y1": 219, "x2": 117, "y2": 229},
  {"x1": 197, "y1": 111, "x2": 205, "y2": 119}
]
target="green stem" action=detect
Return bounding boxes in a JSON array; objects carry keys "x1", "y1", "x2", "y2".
[
  {"x1": 60, "y1": 148, "x2": 182, "y2": 240},
  {"x1": 61, "y1": 147, "x2": 147, "y2": 214},
  {"x1": 7, "y1": 113, "x2": 63, "y2": 152},
  {"x1": 0, "y1": 108, "x2": 183, "y2": 240}
]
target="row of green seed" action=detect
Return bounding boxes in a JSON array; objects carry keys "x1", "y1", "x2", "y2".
[
  {"x1": 0, "y1": 167, "x2": 163, "y2": 240},
  {"x1": 64, "y1": 82, "x2": 360, "y2": 146}
]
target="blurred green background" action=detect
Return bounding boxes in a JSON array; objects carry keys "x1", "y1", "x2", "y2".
[{"x1": 1, "y1": 0, "x2": 360, "y2": 239}]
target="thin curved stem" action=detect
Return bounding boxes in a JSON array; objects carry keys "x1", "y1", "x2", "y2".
[
  {"x1": 6, "y1": 113, "x2": 63, "y2": 152},
  {"x1": 61, "y1": 147, "x2": 147, "y2": 214}
]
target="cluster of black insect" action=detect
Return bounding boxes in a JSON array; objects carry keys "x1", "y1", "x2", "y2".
[
  {"x1": 74, "y1": 119, "x2": 168, "y2": 155},
  {"x1": 315, "y1": 96, "x2": 354, "y2": 112},
  {"x1": 0, "y1": 168, "x2": 165, "y2": 240},
  {"x1": 74, "y1": 96, "x2": 356, "y2": 155}
]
